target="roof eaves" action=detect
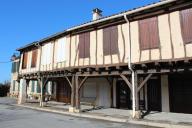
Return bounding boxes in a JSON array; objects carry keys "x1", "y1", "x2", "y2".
[{"x1": 16, "y1": 0, "x2": 177, "y2": 51}]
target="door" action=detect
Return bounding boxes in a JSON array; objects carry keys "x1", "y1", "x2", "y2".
[
  {"x1": 147, "y1": 77, "x2": 161, "y2": 111},
  {"x1": 56, "y1": 79, "x2": 71, "y2": 103},
  {"x1": 116, "y1": 80, "x2": 131, "y2": 109},
  {"x1": 169, "y1": 73, "x2": 192, "y2": 114}
]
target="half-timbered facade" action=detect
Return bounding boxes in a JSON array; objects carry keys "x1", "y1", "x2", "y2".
[{"x1": 12, "y1": 0, "x2": 192, "y2": 118}]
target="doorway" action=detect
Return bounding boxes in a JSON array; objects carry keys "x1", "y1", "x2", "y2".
[
  {"x1": 147, "y1": 77, "x2": 162, "y2": 111},
  {"x1": 116, "y1": 80, "x2": 132, "y2": 109}
]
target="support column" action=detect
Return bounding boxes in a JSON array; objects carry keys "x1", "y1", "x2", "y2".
[
  {"x1": 132, "y1": 72, "x2": 141, "y2": 119},
  {"x1": 18, "y1": 79, "x2": 27, "y2": 104},
  {"x1": 75, "y1": 75, "x2": 80, "y2": 112},
  {"x1": 38, "y1": 77, "x2": 45, "y2": 107},
  {"x1": 161, "y1": 74, "x2": 170, "y2": 112},
  {"x1": 69, "y1": 75, "x2": 76, "y2": 112}
]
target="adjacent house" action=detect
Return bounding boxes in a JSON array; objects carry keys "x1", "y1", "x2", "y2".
[{"x1": 10, "y1": 0, "x2": 192, "y2": 118}]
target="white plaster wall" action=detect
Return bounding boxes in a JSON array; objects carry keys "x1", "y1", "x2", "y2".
[{"x1": 81, "y1": 78, "x2": 111, "y2": 107}]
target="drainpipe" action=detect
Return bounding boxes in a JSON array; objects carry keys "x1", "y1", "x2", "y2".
[{"x1": 124, "y1": 15, "x2": 136, "y2": 118}]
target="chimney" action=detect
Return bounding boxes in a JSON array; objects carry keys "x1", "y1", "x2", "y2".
[{"x1": 92, "y1": 8, "x2": 102, "y2": 20}]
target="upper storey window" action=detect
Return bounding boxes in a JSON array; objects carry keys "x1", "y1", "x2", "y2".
[
  {"x1": 79, "y1": 32, "x2": 90, "y2": 58},
  {"x1": 103, "y1": 26, "x2": 118, "y2": 55},
  {"x1": 22, "y1": 52, "x2": 28, "y2": 69},
  {"x1": 139, "y1": 17, "x2": 160, "y2": 50},
  {"x1": 31, "y1": 49, "x2": 38, "y2": 68},
  {"x1": 180, "y1": 8, "x2": 192, "y2": 44}
]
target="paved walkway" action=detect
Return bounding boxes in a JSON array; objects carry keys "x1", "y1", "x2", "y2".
[
  {"x1": 9, "y1": 98, "x2": 192, "y2": 128},
  {"x1": 0, "y1": 97, "x2": 155, "y2": 128}
]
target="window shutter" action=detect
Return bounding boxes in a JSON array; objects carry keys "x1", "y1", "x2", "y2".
[
  {"x1": 79, "y1": 33, "x2": 85, "y2": 58},
  {"x1": 180, "y1": 8, "x2": 192, "y2": 44},
  {"x1": 36, "y1": 82, "x2": 40, "y2": 93},
  {"x1": 31, "y1": 49, "x2": 38, "y2": 68},
  {"x1": 31, "y1": 81, "x2": 35, "y2": 92},
  {"x1": 13, "y1": 81, "x2": 15, "y2": 91},
  {"x1": 103, "y1": 27, "x2": 111, "y2": 55},
  {"x1": 84, "y1": 32, "x2": 90, "y2": 58},
  {"x1": 110, "y1": 26, "x2": 118, "y2": 54},
  {"x1": 79, "y1": 32, "x2": 90, "y2": 59},
  {"x1": 139, "y1": 17, "x2": 159, "y2": 50},
  {"x1": 22, "y1": 52, "x2": 28, "y2": 69}
]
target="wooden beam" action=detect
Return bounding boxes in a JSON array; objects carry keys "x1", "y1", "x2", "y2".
[
  {"x1": 64, "y1": 76, "x2": 72, "y2": 88},
  {"x1": 137, "y1": 73, "x2": 152, "y2": 92},
  {"x1": 78, "y1": 76, "x2": 88, "y2": 90},
  {"x1": 120, "y1": 74, "x2": 132, "y2": 91}
]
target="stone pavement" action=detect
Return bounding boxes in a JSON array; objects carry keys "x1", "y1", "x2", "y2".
[
  {"x1": 0, "y1": 97, "x2": 157, "y2": 128},
  {"x1": 2, "y1": 97, "x2": 192, "y2": 128}
]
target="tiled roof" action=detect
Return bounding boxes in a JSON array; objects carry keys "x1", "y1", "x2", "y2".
[{"x1": 16, "y1": 0, "x2": 177, "y2": 51}]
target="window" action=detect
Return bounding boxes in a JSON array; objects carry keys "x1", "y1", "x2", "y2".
[
  {"x1": 180, "y1": 8, "x2": 192, "y2": 44},
  {"x1": 79, "y1": 32, "x2": 90, "y2": 58},
  {"x1": 139, "y1": 17, "x2": 160, "y2": 50},
  {"x1": 31, "y1": 49, "x2": 38, "y2": 68},
  {"x1": 22, "y1": 52, "x2": 28, "y2": 69},
  {"x1": 103, "y1": 26, "x2": 118, "y2": 55}
]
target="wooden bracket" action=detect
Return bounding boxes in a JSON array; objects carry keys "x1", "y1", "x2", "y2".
[
  {"x1": 120, "y1": 74, "x2": 132, "y2": 91},
  {"x1": 137, "y1": 73, "x2": 152, "y2": 93},
  {"x1": 78, "y1": 76, "x2": 88, "y2": 90}
]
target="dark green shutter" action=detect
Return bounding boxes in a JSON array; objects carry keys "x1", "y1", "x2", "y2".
[
  {"x1": 31, "y1": 81, "x2": 35, "y2": 92},
  {"x1": 37, "y1": 81, "x2": 40, "y2": 93},
  {"x1": 12, "y1": 81, "x2": 15, "y2": 91}
]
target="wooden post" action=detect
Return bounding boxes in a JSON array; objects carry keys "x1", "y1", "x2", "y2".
[
  {"x1": 132, "y1": 72, "x2": 141, "y2": 119},
  {"x1": 38, "y1": 77, "x2": 44, "y2": 107},
  {"x1": 69, "y1": 75, "x2": 76, "y2": 112},
  {"x1": 75, "y1": 75, "x2": 80, "y2": 112}
]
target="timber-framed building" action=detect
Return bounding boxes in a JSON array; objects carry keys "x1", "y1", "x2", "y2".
[{"x1": 10, "y1": 0, "x2": 192, "y2": 118}]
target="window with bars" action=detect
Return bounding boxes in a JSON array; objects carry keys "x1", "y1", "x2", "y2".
[
  {"x1": 139, "y1": 17, "x2": 160, "y2": 50},
  {"x1": 22, "y1": 52, "x2": 28, "y2": 69},
  {"x1": 103, "y1": 26, "x2": 118, "y2": 55},
  {"x1": 31, "y1": 49, "x2": 38, "y2": 68},
  {"x1": 180, "y1": 8, "x2": 192, "y2": 44},
  {"x1": 79, "y1": 32, "x2": 90, "y2": 58}
]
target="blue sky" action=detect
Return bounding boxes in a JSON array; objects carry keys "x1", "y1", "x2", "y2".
[{"x1": 0, "y1": 0, "x2": 159, "y2": 83}]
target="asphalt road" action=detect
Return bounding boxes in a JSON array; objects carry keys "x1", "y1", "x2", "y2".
[{"x1": 0, "y1": 97, "x2": 158, "y2": 128}]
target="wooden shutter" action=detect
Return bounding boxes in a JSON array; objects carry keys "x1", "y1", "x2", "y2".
[
  {"x1": 103, "y1": 26, "x2": 118, "y2": 55},
  {"x1": 139, "y1": 17, "x2": 159, "y2": 50},
  {"x1": 110, "y1": 26, "x2": 118, "y2": 54},
  {"x1": 103, "y1": 27, "x2": 111, "y2": 55},
  {"x1": 180, "y1": 8, "x2": 192, "y2": 44},
  {"x1": 79, "y1": 34, "x2": 85, "y2": 58},
  {"x1": 79, "y1": 32, "x2": 90, "y2": 58},
  {"x1": 22, "y1": 52, "x2": 28, "y2": 69},
  {"x1": 84, "y1": 32, "x2": 90, "y2": 58},
  {"x1": 31, "y1": 49, "x2": 38, "y2": 68}
]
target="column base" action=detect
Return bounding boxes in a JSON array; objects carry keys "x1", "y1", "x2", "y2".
[
  {"x1": 132, "y1": 110, "x2": 142, "y2": 119},
  {"x1": 18, "y1": 97, "x2": 26, "y2": 104},
  {"x1": 74, "y1": 109, "x2": 81, "y2": 113},
  {"x1": 69, "y1": 107, "x2": 76, "y2": 113},
  {"x1": 40, "y1": 102, "x2": 47, "y2": 107}
]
